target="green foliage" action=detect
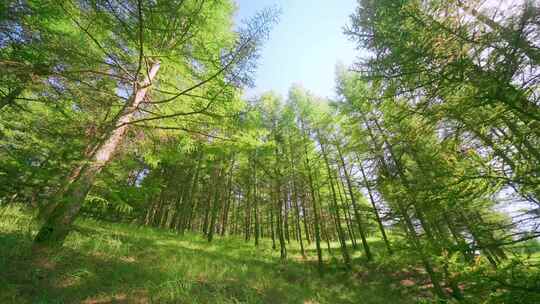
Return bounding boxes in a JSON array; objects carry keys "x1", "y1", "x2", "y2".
[
  {"x1": 82, "y1": 195, "x2": 134, "y2": 222},
  {"x1": 1, "y1": 1, "x2": 539, "y2": 303}
]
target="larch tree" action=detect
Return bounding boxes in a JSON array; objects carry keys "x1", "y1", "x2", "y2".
[{"x1": 4, "y1": 0, "x2": 279, "y2": 251}]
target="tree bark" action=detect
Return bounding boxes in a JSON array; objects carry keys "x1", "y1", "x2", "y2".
[
  {"x1": 253, "y1": 156, "x2": 260, "y2": 247},
  {"x1": 336, "y1": 144, "x2": 373, "y2": 259},
  {"x1": 318, "y1": 131, "x2": 351, "y2": 268},
  {"x1": 357, "y1": 158, "x2": 392, "y2": 254},
  {"x1": 33, "y1": 62, "x2": 161, "y2": 250},
  {"x1": 302, "y1": 121, "x2": 323, "y2": 271}
]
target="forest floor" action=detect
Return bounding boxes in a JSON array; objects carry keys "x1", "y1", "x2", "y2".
[{"x1": 1, "y1": 205, "x2": 435, "y2": 304}]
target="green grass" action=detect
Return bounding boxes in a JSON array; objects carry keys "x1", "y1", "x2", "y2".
[{"x1": 0, "y1": 205, "x2": 430, "y2": 303}]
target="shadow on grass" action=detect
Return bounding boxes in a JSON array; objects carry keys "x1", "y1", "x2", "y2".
[
  {"x1": 1, "y1": 231, "x2": 161, "y2": 303},
  {"x1": 0, "y1": 220, "x2": 421, "y2": 304}
]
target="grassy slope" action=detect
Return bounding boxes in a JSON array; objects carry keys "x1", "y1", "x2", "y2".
[{"x1": 1, "y1": 206, "x2": 430, "y2": 304}]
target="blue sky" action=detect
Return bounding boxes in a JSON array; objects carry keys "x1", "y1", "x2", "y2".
[{"x1": 235, "y1": 0, "x2": 358, "y2": 99}]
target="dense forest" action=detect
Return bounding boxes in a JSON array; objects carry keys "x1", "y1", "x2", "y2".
[{"x1": 1, "y1": 0, "x2": 539, "y2": 303}]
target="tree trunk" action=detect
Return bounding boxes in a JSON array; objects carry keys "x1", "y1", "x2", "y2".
[
  {"x1": 300, "y1": 191, "x2": 311, "y2": 244},
  {"x1": 302, "y1": 122, "x2": 323, "y2": 271},
  {"x1": 336, "y1": 179, "x2": 357, "y2": 249},
  {"x1": 336, "y1": 143, "x2": 372, "y2": 260},
  {"x1": 253, "y1": 157, "x2": 260, "y2": 247},
  {"x1": 292, "y1": 179, "x2": 305, "y2": 257},
  {"x1": 283, "y1": 198, "x2": 290, "y2": 244},
  {"x1": 244, "y1": 184, "x2": 252, "y2": 242},
  {"x1": 220, "y1": 157, "x2": 235, "y2": 236},
  {"x1": 357, "y1": 158, "x2": 392, "y2": 254},
  {"x1": 269, "y1": 206, "x2": 276, "y2": 250},
  {"x1": 202, "y1": 184, "x2": 212, "y2": 236},
  {"x1": 363, "y1": 113, "x2": 448, "y2": 298},
  {"x1": 318, "y1": 131, "x2": 351, "y2": 268},
  {"x1": 33, "y1": 62, "x2": 160, "y2": 250},
  {"x1": 275, "y1": 186, "x2": 287, "y2": 259}
]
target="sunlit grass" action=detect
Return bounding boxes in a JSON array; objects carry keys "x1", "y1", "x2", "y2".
[{"x1": 0, "y1": 205, "x2": 424, "y2": 303}]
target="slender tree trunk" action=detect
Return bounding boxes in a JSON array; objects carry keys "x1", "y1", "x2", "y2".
[
  {"x1": 321, "y1": 211, "x2": 333, "y2": 256},
  {"x1": 302, "y1": 123, "x2": 323, "y2": 271},
  {"x1": 336, "y1": 179, "x2": 357, "y2": 249},
  {"x1": 229, "y1": 193, "x2": 236, "y2": 235},
  {"x1": 181, "y1": 151, "x2": 203, "y2": 234},
  {"x1": 284, "y1": 198, "x2": 291, "y2": 244},
  {"x1": 233, "y1": 192, "x2": 240, "y2": 235},
  {"x1": 274, "y1": 142, "x2": 287, "y2": 259},
  {"x1": 253, "y1": 157, "x2": 260, "y2": 247},
  {"x1": 208, "y1": 163, "x2": 224, "y2": 242},
  {"x1": 356, "y1": 158, "x2": 392, "y2": 254},
  {"x1": 276, "y1": 187, "x2": 287, "y2": 259},
  {"x1": 363, "y1": 113, "x2": 448, "y2": 298},
  {"x1": 270, "y1": 204, "x2": 276, "y2": 250},
  {"x1": 144, "y1": 193, "x2": 159, "y2": 226},
  {"x1": 318, "y1": 131, "x2": 351, "y2": 268},
  {"x1": 244, "y1": 184, "x2": 252, "y2": 242},
  {"x1": 33, "y1": 62, "x2": 160, "y2": 250},
  {"x1": 203, "y1": 184, "x2": 212, "y2": 236},
  {"x1": 172, "y1": 181, "x2": 187, "y2": 230},
  {"x1": 300, "y1": 191, "x2": 311, "y2": 244},
  {"x1": 382, "y1": 141, "x2": 447, "y2": 296},
  {"x1": 220, "y1": 157, "x2": 235, "y2": 236},
  {"x1": 336, "y1": 143, "x2": 373, "y2": 260},
  {"x1": 292, "y1": 180, "x2": 305, "y2": 257}
]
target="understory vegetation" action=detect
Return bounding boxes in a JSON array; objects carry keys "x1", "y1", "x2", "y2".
[
  {"x1": 1, "y1": 205, "x2": 424, "y2": 303},
  {"x1": 1, "y1": 0, "x2": 540, "y2": 303},
  {"x1": 2, "y1": 205, "x2": 539, "y2": 303}
]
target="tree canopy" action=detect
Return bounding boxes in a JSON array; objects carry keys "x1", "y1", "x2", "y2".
[{"x1": 1, "y1": 0, "x2": 539, "y2": 303}]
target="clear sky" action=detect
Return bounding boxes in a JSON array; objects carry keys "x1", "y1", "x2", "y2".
[{"x1": 235, "y1": 0, "x2": 358, "y2": 99}]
